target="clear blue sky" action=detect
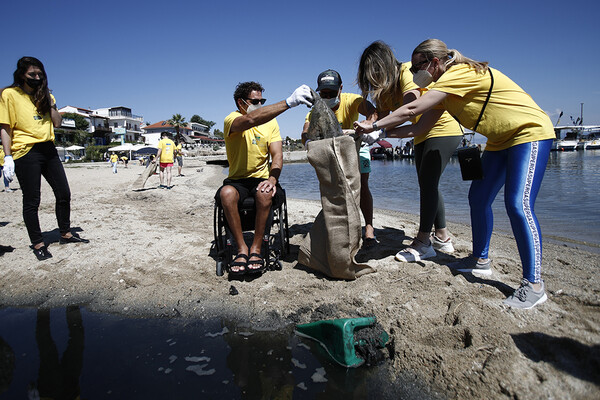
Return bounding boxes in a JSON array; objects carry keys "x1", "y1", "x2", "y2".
[{"x1": 2, "y1": 0, "x2": 598, "y2": 140}]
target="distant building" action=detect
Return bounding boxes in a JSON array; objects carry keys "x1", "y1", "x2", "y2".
[
  {"x1": 58, "y1": 105, "x2": 144, "y2": 145},
  {"x1": 141, "y1": 120, "x2": 223, "y2": 147},
  {"x1": 94, "y1": 106, "x2": 144, "y2": 143},
  {"x1": 58, "y1": 105, "x2": 111, "y2": 145}
]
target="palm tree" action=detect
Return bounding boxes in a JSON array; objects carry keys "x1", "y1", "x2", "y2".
[{"x1": 167, "y1": 114, "x2": 188, "y2": 140}]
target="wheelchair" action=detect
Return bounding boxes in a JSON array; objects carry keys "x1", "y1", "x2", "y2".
[{"x1": 213, "y1": 186, "x2": 290, "y2": 277}]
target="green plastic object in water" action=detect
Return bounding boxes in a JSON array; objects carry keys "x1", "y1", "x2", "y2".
[{"x1": 295, "y1": 317, "x2": 389, "y2": 368}]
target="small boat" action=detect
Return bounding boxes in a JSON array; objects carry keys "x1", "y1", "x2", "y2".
[
  {"x1": 552, "y1": 126, "x2": 581, "y2": 151},
  {"x1": 580, "y1": 126, "x2": 600, "y2": 150}
]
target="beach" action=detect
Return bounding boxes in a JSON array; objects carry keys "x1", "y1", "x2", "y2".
[{"x1": 1, "y1": 156, "x2": 599, "y2": 399}]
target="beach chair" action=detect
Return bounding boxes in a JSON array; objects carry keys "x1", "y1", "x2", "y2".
[{"x1": 213, "y1": 187, "x2": 290, "y2": 277}]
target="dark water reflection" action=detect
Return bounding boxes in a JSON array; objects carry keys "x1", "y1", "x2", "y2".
[
  {"x1": 0, "y1": 307, "x2": 436, "y2": 399},
  {"x1": 280, "y1": 150, "x2": 600, "y2": 251}
]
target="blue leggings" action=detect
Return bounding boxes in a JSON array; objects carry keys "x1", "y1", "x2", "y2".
[{"x1": 469, "y1": 139, "x2": 552, "y2": 283}]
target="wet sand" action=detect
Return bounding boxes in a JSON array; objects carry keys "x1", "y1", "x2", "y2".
[{"x1": 1, "y1": 156, "x2": 598, "y2": 399}]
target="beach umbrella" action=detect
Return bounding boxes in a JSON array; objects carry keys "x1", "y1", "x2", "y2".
[{"x1": 375, "y1": 139, "x2": 392, "y2": 148}]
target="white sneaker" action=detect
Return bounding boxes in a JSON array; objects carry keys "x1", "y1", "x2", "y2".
[
  {"x1": 448, "y1": 256, "x2": 492, "y2": 276},
  {"x1": 431, "y1": 234, "x2": 454, "y2": 253},
  {"x1": 395, "y1": 241, "x2": 436, "y2": 262}
]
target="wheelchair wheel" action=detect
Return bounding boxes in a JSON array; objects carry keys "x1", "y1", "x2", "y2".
[{"x1": 216, "y1": 260, "x2": 224, "y2": 276}]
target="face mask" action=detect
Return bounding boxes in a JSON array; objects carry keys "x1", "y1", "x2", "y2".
[
  {"x1": 412, "y1": 63, "x2": 433, "y2": 88},
  {"x1": 323, "y1": 97, "x2": 340, "y2": 109},
  {"x1": 246, "y1": 103, "x2": 262, "y2": 113},
  {"x1": 26, "y1": 77, "x2": 43, "y2": 89}
]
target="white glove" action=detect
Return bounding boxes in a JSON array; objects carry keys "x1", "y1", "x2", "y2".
[
  {"x1": 3, "y1": 155, "x2": 14, "y2": 182},
  {"x1": 361, "y1": 130, "x2": 385, "y2": 145},
  {"x1": 286, "y1": 84, "x2": 313, "y2": 108}
]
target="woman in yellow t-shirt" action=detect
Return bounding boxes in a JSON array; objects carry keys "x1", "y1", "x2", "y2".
[
  {"x1": 0, "y1": 57, "x2": 89, "y2": 261},
  {"x1": 357, "y1": 41, "x2": 462, "y2": 262},
  {"x1": 355, "y1": 39, "x2": 554, "y2": 310}
]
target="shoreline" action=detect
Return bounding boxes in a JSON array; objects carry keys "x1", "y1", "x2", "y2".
[{"x1": 1, "y1": 158, "x2": 599, "y2": 398}]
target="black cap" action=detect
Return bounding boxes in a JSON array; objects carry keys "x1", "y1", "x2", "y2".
[{"x1": 316, "y1": 69, "x2": 342, "y2": 92}]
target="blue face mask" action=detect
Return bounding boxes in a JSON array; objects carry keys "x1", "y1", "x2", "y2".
[{"x1": 323, "y1": 97, "x2": 340, "y2": 109}]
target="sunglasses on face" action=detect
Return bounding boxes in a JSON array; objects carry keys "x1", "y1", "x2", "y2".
[
  {"x1": 245, "y1": 98, "x2": 267, "y2": 105},
  {"x1": 409, "y1": 59, "x2": 430, "y2": 75},
  {"x1": 318, "y1": 90, "x2": 338, "y2": 99}
]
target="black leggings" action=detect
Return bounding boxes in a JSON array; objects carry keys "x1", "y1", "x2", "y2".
[
  {"x1": 414, "y1": 135, "x2": 462, "y2": 233},
  {"x1": 14, "y1": 141, "x2": 71, "y2": 245}
]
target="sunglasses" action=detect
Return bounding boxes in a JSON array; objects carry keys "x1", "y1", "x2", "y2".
[
  {"x1": 318, "y1": 90, "x2": 338, "y2": 99},
  {"x1": 245, "y1": 98, "x2": 267, "y2": 105},
  {"x1": 409, "y1": 59, "x2": 430, "y2": 75}
]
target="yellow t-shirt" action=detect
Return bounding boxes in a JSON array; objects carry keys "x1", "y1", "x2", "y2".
[
  {"x1": 0, "y1": 87, "x2": 56, "y2": 160},
  {"x1": 176, "y1": 143, "x2": 182, "y2": 156},
  {"x1": 431, "y1": 64, "x2": 555, "y2": 150},
  {"x1": 110, "y1": 154, "x2": 118, "y2": 163},
  {"x1": 305, "y1": 92, "x2": 364, "y2": 129},
  {"x1": 224, "y1": 111, "x2": 282, "y2": 180},
  {"x1": 157, "y1": 138, "x2": 176, "y2": 163},
  {"x1": 0, "y1": 147, "x2": 4, "y2": 166},
  {"x1": 376, "y1": 62, "x2": 461, "y2": 145}
]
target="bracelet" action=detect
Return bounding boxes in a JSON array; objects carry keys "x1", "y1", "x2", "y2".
[{"x1": 372, "y1": 121, "x2": 378, "y2": 131}]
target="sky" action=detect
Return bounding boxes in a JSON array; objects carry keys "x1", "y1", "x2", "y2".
[{"x1": 2, "y1": 0, "x2": 598, "y2": 140}]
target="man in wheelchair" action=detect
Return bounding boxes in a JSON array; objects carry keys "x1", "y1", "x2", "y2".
[{"x1": 218, "y1": 81, "x2": 312, "y2": 276}]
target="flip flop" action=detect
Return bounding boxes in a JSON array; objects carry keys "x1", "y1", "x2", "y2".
[
  {"x1": 247, "y1": 253, "x2": 265, "y2": 274},
  {"x1": 229, "y1": 254, "x2": 248, "y2": 276}
]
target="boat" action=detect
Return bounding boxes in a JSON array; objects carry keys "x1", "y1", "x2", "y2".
[
  {"x1": 580, "y1": 126, "x2": 600, "y2": 150},
  {"x1": 552, "y1": 126, "x2": 581, "y2": 151}
]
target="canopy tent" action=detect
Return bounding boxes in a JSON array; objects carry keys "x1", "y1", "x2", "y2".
[
  {"x1": 65, "y1": 145, "x2": 85, "y2": 151},
  {"x1": 109, "y1": 144, "x2": 158, "y2": 160}
]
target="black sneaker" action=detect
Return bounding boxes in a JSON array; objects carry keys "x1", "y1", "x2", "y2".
[
  {"x1": 59, "y1": 235, "x2": 90, "y2": 245},
  {"x1": 31, "y1": 245, "x2": 52, "y2": 261}
]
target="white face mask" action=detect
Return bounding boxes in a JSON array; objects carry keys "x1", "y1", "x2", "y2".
[
  {"x1": 323, "y1": 97, "x2": 340, "y2": 109},
  {"x1": 244, "y1": 100, "x2": 263, "y2": 114},
  {"x1": 412, "y1": 63, "x2": 433, "y2": 88}
]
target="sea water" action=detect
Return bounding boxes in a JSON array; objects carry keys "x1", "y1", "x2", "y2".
[
  {"x1": 0, "y1": 307, "x2": 437, "y2": 399},
  {"x1": 279, "y1": 150, "x2": 600, "y2": 252}
]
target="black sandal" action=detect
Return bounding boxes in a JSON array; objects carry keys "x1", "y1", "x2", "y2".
[
  {"x1": 229, "y1": 254, "x2": 248, "y2": 276},
  {"x1": 247, "y1": 253, "x2": 265, "y2": 274}
]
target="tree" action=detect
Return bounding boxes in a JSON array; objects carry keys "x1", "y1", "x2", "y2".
[
  {"x1": 62, "y1": 112, "x2": 89, "y2": 131},
  {"x1": 213, "y1": 129, "x2": 224, "y2": 138},
  {"x1": 167, "y1": 114, "x2": 188, "y2": 138},
  {"x1": 190, "y1": 114, "x2": 216, "y2": 131}
]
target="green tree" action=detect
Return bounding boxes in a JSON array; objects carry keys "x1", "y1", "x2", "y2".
[
  {"x1": 190, "y1": 114, "x2": 216, "y2": 131},
  {"x1": 213, "y1": 128, "x2": 224, "y2": 138},
  {"x1": 62, "y1": 112, "x2": 89, "y2": 131},
  {"x1": 167, "y1": 113, "x2": 188, "y2": 138}
]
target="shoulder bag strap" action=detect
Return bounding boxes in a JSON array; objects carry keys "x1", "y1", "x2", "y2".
[{"x1": 472, "y1": 68, "x2": 494, "y2": 132}]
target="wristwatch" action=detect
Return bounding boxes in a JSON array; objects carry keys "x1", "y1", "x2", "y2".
[{"x1": 372, "y1": 121, "x2": 378, "y2": 131}]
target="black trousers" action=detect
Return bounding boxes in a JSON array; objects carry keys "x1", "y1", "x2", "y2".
[
  {"x1": 414, "y1": 135, "x2": 462, "y2": 233},
  {"x1": 14, "y1": 141, "x2": 71, "y2": 245}
]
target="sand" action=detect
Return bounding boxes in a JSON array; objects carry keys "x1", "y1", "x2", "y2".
[{"x1": 1, "y1": 156, "x2": 599, "y2": 399}]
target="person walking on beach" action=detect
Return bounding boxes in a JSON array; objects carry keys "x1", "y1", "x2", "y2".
[
  {"x1": 355, "y1": 39, "x2": 555, "y2": 309},
  {"x1": 154, "y1": 131, "x2": 175, "y2": 189},
  {"x1": 301, "y1": 69, "x2": 379, "y2": 245},
  {"x1": 357, "y1": 41, "x2": 463, "y2": 261},
  {"x1": 0, "y1": 145, "x2": 14, "y2": 192},
  {"x1": 175, "y1": 139, "x2": 184, "y2": 176},
  {"x1": 110, "y1": 152, "x2": 118, "y2": 173},
  {"x1": 0, "y1": 56, "x2": 89, "y2": 261},
  {"x1": 218, "y1": 81, "x2": 313, "y2": 275}
]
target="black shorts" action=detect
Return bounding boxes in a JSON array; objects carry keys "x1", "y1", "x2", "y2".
[{"x1": 216, "y1": 177, "x2": 284, "y2": 208}]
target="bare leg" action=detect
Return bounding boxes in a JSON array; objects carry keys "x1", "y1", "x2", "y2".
[
  {"x1": 360, "y1": 173, "x2": 375, "y2": 239},
  {"x1": 248, "y1": 189, "x2": 272, "y2": 270},
  {"x1": 220, "y1": 186, "x2": 247, "y2": 273}
]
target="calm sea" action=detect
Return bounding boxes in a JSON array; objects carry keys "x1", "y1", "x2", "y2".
[{"x1": 279, "y1": 150, "x2": 600, "y2": 252}]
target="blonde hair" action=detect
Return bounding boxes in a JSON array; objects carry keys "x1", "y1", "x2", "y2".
[
  {"x1": 357, "y1": 41, "x2": 403, "y2": 109},
  {"x1": 412, "y1": 39, "x2": 489, "y2": 74}
]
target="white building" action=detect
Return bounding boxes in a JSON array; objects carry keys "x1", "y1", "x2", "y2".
[{"x1": 94, "y1": 106, "x2": 144, "y2": 143}]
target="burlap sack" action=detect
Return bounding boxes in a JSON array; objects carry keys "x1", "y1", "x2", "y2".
[{"x1": 298, "y1": 135, "x2": 375, "y2": 279}]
